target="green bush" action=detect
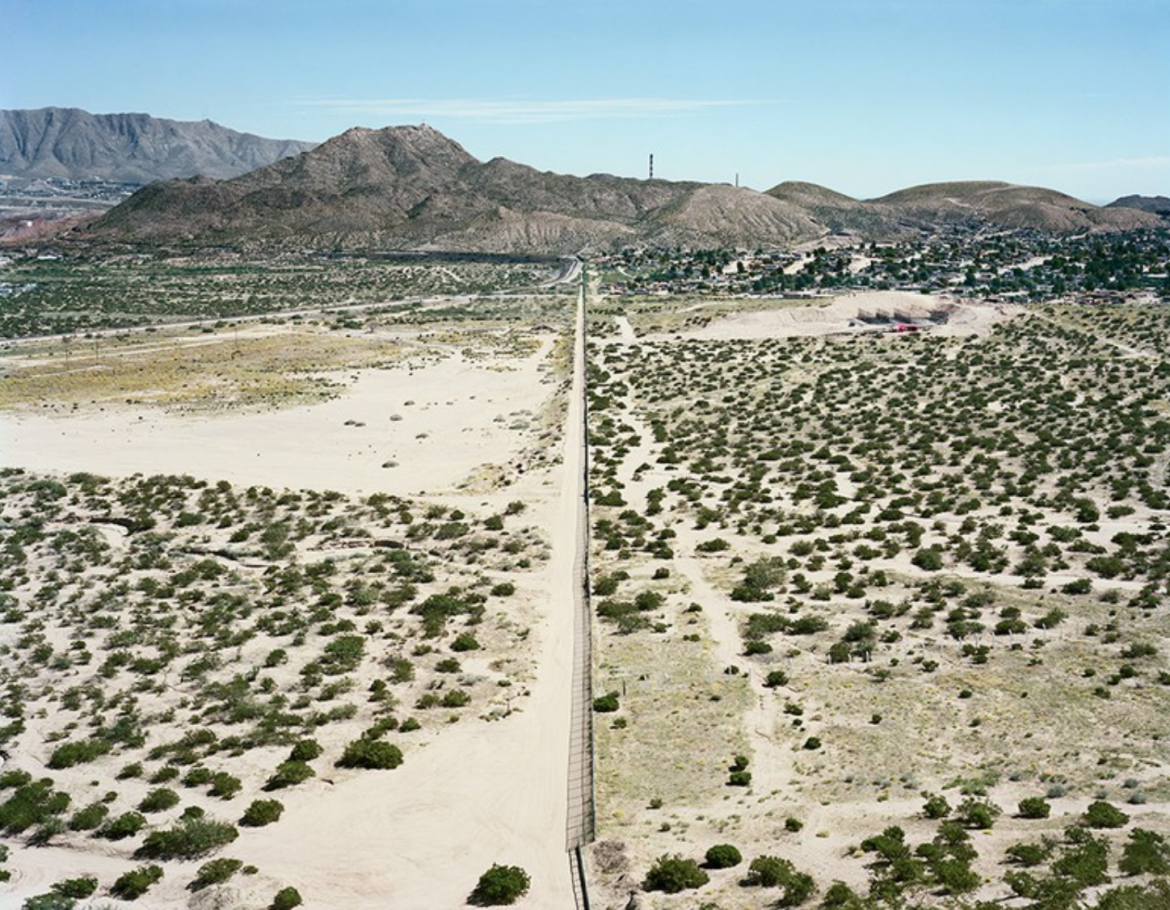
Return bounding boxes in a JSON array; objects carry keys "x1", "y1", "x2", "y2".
[
  {"x1": 922, "y1": 794, "x2": 951, "y2": 819},
  {"x1": 240, "y1": 799, "x2": 284, "y2": 827},
  {"x1": 96, "y1": 811, "x2": 146, "y2": 840},
  {"x1": 1018, "y1": 796, "x2": 1051, "y2": 819},
  {"x1": 728, "y1": 771, "x2": 752, "y2": 787},
  {"x1": 451, "y1": 633, "x2": 481, "y2": 652},
  {"x1": 288, "y1": 739, "x2": 323, "y2": 762},
  {"x1": 209, "y1": 772, "x2": 242, "y2": 799},
  {"x1": 743, "y1": 855, "x2": 794, "y2": 887},
  {"x1": 68, "y1": 802, "x2": 109, "y2": 831},
  {"x1": 592, "y1": 693, "x2": 620, "y2": 713},
  {"x1": 264, "y1": 760, "x2": 316, "y2": 791},
  {"x1": 1118, "y1": 828, "x2": 1170, "y2": 876},
  {"x1": 190, "y1": 857, "x2": 243, "y2": 891},
  {"x1": 271, "y1": 886, "x2": 303, "y2": 910},
  {"x1": 0, "y1": 779, "x2": 71, "y2": 834},
  {"x1": 441, "y1": 689, "x2": 471, "y2": 708},
  {"x1": 1083, "y1": 800, "x2": 1129, "y2": 829},
  {"x1": 46, "y1": 739, "x2": 111, "y2": 770},
  {"x1": 136, "y1": 816, "x2": 239, "y2": 860},
  {"x1": 470, "y1": 864, "x2": 531, "y2": 905},
  {"x1": 1006, "y1": 842, "x2": 1051, "y2": 866},
  {"x1": 110, "y1": 864, "x2": 163, "y2": 900},
  {"x1": 138, "y1": 787, "x2": 180, "y2": 813},
  {"x1": 335, "y1": 740, "x2": 404, "y2": 770},
  {"x1": 763, "y1": 669, "x2": 789, "y2": 688},
  {"x1": 22, "y1": 894, "x2": 77, "y2": 910},
  {"x1": 51, "y1": 876, "x2": 98, "y2": 899},
  {"x1": 704, "y1": 844, "x2": 743, "y2": 869},
  {"x1": 957, "y1": 798, "x2": 1001, "y2": 829},
  {"x1": 644, "y1": 854, "x2": 709, "y2": 893}
]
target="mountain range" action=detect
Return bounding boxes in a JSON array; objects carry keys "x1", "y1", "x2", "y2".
[
  {"x1": 5, "y1": 115, "x2": 1156, "y2": 253},
  {"x1": 0, "y1": 108, "x2": 316, "y2": 184}
]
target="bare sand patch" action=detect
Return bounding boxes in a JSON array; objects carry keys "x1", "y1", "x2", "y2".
[
  {"x1": 643, "y1": 291, "x2": 1012, "y2": 341},
  {"x1": 1, "y1": 340, "x2": 554, "y2": 499}
]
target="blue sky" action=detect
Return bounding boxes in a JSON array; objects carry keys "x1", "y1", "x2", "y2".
[{"x1": 3, "y1": 0, "x2": 1167, "y2": 201}]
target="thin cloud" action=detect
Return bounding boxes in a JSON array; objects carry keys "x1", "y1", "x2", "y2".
[{"x1": 297, "y1": 97, "x2": 775, "y2": 124}]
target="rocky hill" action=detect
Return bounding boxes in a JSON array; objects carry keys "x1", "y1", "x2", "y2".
[
  {"x1": 0, "y1": 108, "x2": 316, "y2": 183},
  {"x1": 767, "y1": 180, "x2": 1157, "y2": 237},
  {"x1": 88, "y1": 125, "x2": 825, "y2": 253},
  {"x1": 84, "y1": 124, "x2": 1160, "y2": 253},
  {"x1": 1108, "y1": 195, "x2": 1170, "y2": 220}
]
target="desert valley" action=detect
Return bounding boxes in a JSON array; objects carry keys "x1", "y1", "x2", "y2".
[{"x1": 0, "y1": 110, "x2": 1168, "y2": 910}]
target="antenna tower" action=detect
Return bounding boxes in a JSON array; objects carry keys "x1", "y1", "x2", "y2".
[{"x1": 648, "y1": 153, "x2": 654, "y2": 180}]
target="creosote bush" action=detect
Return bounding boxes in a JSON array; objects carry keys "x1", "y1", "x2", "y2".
[
  {"x1": 336, "y1": 739, "x2": 404, "y2": 770},
  {"x1": 111, "y1": 864, "x2": 163, "y2": 900},
  {"x1": 705, "y1": 843, "x2": 743, "y2": 869},
  {"x1": 271, "y1": 886, "x2": 303, "y2": 910},
  {"x1": 240, "y1": 799, "x2": 284, "y2": 827},
  {"x1": 644, "y1": 854, "x2": 709, "y2": 893},
  {"x1": 469, "y1": 864, "x2": 531, "y2": 906}
]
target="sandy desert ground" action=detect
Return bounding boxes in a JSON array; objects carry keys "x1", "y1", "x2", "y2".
[
  {"x1": 1, "y1": 281, "x2": 1167, "y2": 910},
  {"x1": 0, "y1": 301, "x2": 584, "y2": 907}
]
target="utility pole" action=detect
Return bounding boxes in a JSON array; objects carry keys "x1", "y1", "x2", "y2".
[{"x1": 648, "y1": 153, "x2": 654, "y2": 180}]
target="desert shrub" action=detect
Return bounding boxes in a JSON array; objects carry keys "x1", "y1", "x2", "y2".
[
  {"x1": 264, "y1": 760, "x2": 315, "y2": 791},
  {"x1": 728, "y1": 771, "x2": 752, "y2": 787},
  {"x1": 96, "y1": 811, "x2": 146, "y2": 840},
  {"x1": 912, "y1": 547, "x2": 944, "y2": 571},
  {"x1": 51, "y1": 876, "x2": 98, "y2": 899},
  {"x1": 705, "y1": 844, "x2": 743, "y2": 868},
  {"x1": 743, "y1": 854, "x2": 794, "y2": 888},
  {"x1": 288, "y1": 739, "x2": 323, "y2": 762},
  {"x1": 469, "y1": 864, "x2": 531, "y2": 905},
  {"x1": 644, "y1": 854, "x2": 709, "y2": 893},
  {"x1": 190, "y1": 857, "x2": 243, "y2": 891},
  {"x1": 68, "y1": 802, "x2": 109, "y2": 831},
  {"x1": 0, "y1": 770, "x2": 33, "y2": 789},
  {"x1": 271, "y1": 887, "x2": 303, "y2": 910},
  {"x1": 1095, "y1": 880, "x2": 1170, "y2": 910},
  {"x1": 592, "y1": 693, "x2": 620, "y2": 713},
  {"x1": 489, "y1": 582, "x2": 514, "y2": 597},
  {"x1": 209, "y1": 772, "x2": 242, "y2": 799},
  {"x1": 1018, "y1": 796, "x2": 1051, "y2": 819},
  {"x1": 1083, "y1": 800, "x2": 1129, "y2": 829},
  {"x1": 1054, "y1": 829, "x2": 1111, "y2": 887},
  {"x1": 821, "y1": 881, "x2": 862, "y2": 907},
  {"x1": 136, "y1": 816, "x2": 239, "y2": 860},
  {"x1": 21, "y1": 894, "x2": 77, "y2": 910},
  {"x1": 240, "y1": 799, "x2": 284, "y2": 827},
  {"x1": 336, "y1": 740, "x2": 403, "y2": 770},
  {"x1": 46, "y1": 738, "x2": 110, "y2": 770},
  {"x1": 0, "y1": 779, "x2": 70, "y2": 834},
  {"x1": 1006, "y1": 842, "x2": 1052, "y2": 866},
  {"x1": 451, "y1": 633, "x2": 480, "y2": 652},
  {"x1": 923, "y1": 794, "x2": 951, "y2": 819},
  {"x1": 440, "y1": 689, "x2": 471, "y2": 708},
  {"x1": 138, "y1": 787, "x2": 180, "y2": 813},
  {"x1": 1118, "y1": 828, "x2": 1170, "y2": 876},
  {"x1": 763, "y1": 669, "x2": 789, "y2": 688},
  {"x1": 110, "y1": 864, "x2": 163, "y2": 899},
  {"x1": 957, "y1": 798, "x2": 1001, "y2": 829}
]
